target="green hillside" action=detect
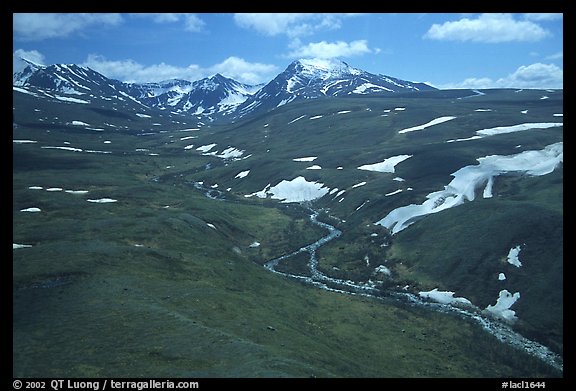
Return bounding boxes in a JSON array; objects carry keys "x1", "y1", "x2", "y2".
[{"x1": 13, "y1": 88, "x2": 563, "y2": 377}]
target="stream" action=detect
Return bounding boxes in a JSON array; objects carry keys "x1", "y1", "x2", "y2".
[
  {"x1": 264, "y1": 208, "x2": 564, "y2": 373},
  {"x1": 179, "y1": 178, "x2": 563, "y2": 373}
]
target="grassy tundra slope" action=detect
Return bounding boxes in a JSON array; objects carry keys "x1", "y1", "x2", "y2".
[{"x1": 12, "y1": 87, "x2": 562, "y2": 377}]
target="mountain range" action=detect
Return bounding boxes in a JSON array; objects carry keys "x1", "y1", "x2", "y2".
[{"x1": 13, "y1": 57, "x2": 436, "y2": 123}]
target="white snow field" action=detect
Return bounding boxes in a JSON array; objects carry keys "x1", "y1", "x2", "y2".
[
  {"x1": 246, "y1": 176, "x2": 330, "y2": 203},
  {"x1": 377, "y1": 142, "x2": 563, "y2": 234}
]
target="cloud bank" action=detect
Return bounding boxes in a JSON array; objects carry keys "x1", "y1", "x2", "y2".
[
  {"x1": 13, "y1": 13, "x2": 123, "y2": 41},
  {"x1": 287, "y1": 40, "x2": 372, "y2": 59},
  {"x1": 81, "y1": 54, "x2": 278, "y2": 84},
  {"x1": 424, "y1": 13, "x2": 551, "y2": 43},
  {"x1": 441, "y1": 63, "x2": 563, "y2": 89}
]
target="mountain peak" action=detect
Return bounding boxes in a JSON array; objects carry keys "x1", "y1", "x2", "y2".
[
  {"x1": 210, "y1": 73, "x2": 229, "y2": 81},
  {"x1": 291, "y1": 58, "x2": 361, "y2": 79}
]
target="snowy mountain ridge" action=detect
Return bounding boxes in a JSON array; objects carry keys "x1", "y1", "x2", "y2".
[{"x1": 13, "y1": 56, "x2": 435, "y2": 122}]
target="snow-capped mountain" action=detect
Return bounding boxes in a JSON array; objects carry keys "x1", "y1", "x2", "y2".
[
  {"x1": 13, "y1": 57, "x2": 435, "y2": 123},
  {"x1": 124, "y1": 74, "x2": 262, "y2": 118},
  {"x1": 124, "y1": 79, "x2": 195, "y2": 106},
  {"x1": 14, "y1": 62, "x2": 123, "y2": 96},
  {"x1": 233, "y1": 58, "x2": 436, "y2": 120},
  {"x1": 13, "y1": 61, "x2": 149, "y2": 110},
  {"x1": 13, "y1": 60, "x2": 263, "y2": 120}
]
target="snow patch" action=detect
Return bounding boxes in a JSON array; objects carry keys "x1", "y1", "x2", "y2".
[
  {"x1": 71, "y1": 120, "x2": 90, "y2": 126},
  {"x1": 87, "y1": 198, "x2": 117, "y2": 203},
  {"x1": 13, "y1": 243, "x2": 33, "y2": 249},
  {"x1": 42, "y1": 146, "x2": 83, "y2": 152},
  {"x1": 477, "y1": 122, "x2": 562, "y2": 136},
  {"x1": 293, "y1": 156, "x2": 317, "y2": 162},
  {"x1": 397, "y1": 116, "x2": 456, "y2": 134},
  {"x1": 235, "y1": 170, "x2": 250, "y2": 179},
  {"x1": 485, "y1": 290, "x2": 520, "y2": 323},
  {"x1": 353, "y1": 83, "x2": 393, "y2": 94},
  {"x1": 419, "y1": 288, "x2": 472, "y2": 306},
  {"x1": 351, "y1": 182, "x2": 367, "y2": 189},
  {"x1": 20, "y1": 207, "x2": 41, "y2": 212},
  {"x1": 196, "y1": 144, "x2": 217, "y2": 152},
  {"x1": 446, "y1": 135, "x2": 483, "y2": 143},
  {"x1": 374, "y1": 265, "x2": 392, "y2": 276},
  {"x1": 288, "y1": 115, "x2": 307, "y2": 124},
  {"x1": 358, "y1": 155, "x2": 412, "y2": 173},
  {"x1": 507, "y1": 245, "x2": 523, "y2": 267},
  {"x1": 216, "y1": 147, "x2": 244, "y2": 159},
  {"x1": 385, "y1": 189, "x2": 403, "y2": 196},
  {"x1": 247, "y1": 176, "x2": 330, "y2": 203},
  {"x1": 377, "y1": 143, "x2": 563, "y2": 234}
]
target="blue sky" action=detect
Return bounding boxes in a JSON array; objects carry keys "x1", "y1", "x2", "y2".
[{"x1": 13, "y1": 13, "x2": 563, "y2": 89}]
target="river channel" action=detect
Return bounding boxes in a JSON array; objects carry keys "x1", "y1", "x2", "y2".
[
  {"x1": 263, "y1": 208, "x2": 563, "y2": 373},
  {"x1": 180, "y1": 177, "x2": 563, "y2": 373}
]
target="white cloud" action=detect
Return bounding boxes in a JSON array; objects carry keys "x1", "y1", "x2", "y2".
[
  {"x1": 13, "y1": 13, "x2": 123, "y2": 41},
  {"x1": 209, "y1": 57, "x2": 279, "y2": 84},
  {"x1": 440, "y1": 63, "x2": 563, "y2": 89},
  {"x1": 13, "y1": 49, "x2": 46, "y2": 72},
  {"x1": 545, "y1": 52, "x2": 563, "y2": 61},
  {"x1": 82, "y1": 54, "x2": 204, "y2": 83},
  {"x1": 129, "y1": 13, "x2": 205, "y2": 32},
  {"x1": 82, "y1": 54, "x2": 277, "y2": 85},
  {"x1": 233, "y1": 13, "x2": 359, "y2": 38},
  {"x1": 183, "y1": 14, "x2": 206, "y2": 32},
  {"x1": 287, "y1": 40, "x2": 372, "y2": 59},
  {"x1": 424, "y1": 13, "x2": 551, "y2": 43},
  {"x1": 504, "y1": 63, "x2": 563, "y2": 88}
]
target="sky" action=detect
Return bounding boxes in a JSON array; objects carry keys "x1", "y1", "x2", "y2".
[{"x1": 12, "y1": 13, "x2": 563, "y2": 89}]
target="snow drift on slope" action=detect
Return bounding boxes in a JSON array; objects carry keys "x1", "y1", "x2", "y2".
[{"x1": 376, "y1": 142, "x2": 563, "y2": 234}]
